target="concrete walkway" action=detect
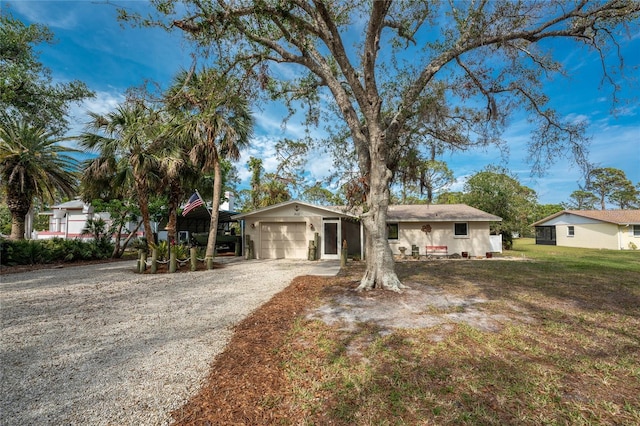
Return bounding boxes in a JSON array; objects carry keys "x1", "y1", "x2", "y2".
[{"x1": 307, "y1": 260, "x2": 342, "y2": 276}]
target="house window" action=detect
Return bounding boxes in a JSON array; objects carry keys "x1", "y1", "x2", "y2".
[
  {"x1": 567, "y1": 226, "x2": 575, "y2": 237},
  {"x1": 454, "y1": 222, "x2": 468, "y2": 237},
  {"x1": 387, "y1": 223, "x2": 399, "y2": 240},
  {"x1": 633, "y1": 225, "x2": 640, "y2": 237}
]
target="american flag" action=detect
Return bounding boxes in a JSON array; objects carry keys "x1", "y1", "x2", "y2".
[{"x1": 182, "y1": 192, "x2": 204, "y2": 216}]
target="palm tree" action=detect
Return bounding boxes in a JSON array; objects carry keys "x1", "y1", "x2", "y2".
[
  {"x1": 155, "y1": 135, "x2": 202, "y2": 244},
  {"x1": 166, "y1": 68, "x2": 253, "y2": 268},
  {"x1": 79, "y1": 100, "x2": 162, "y2": 249},
  {"x1": 0, "y1": 114, "x2": 79, "y2": 239}
]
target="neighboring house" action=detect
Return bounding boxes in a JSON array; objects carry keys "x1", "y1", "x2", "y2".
[
  {"x1": 37, "y1": 199, "x2": 98, "y2": 240},
  {"x1": 532, "y1": 210, "x2": 640, "y2": 250},
  {"x1": 232, "y1": 201, "x2": 502, "y2": 260},
  {"x1": 386, "y1": 204, "x2": 503, "y2": 257},
  {"x1": 37, "y1": 199, "x2": 141, "y2": 241}
]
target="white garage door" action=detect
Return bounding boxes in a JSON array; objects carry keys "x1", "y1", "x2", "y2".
[{"x1": 260, "y1": 222, "x2": 308, "y2": 259}]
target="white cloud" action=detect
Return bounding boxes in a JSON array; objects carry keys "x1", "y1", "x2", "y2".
[
  {"x1": 8, "y1": 1, "x2": 79, "y2": 29},
  {"x1": 59, "y1": 90, "x2": 125, "y2": 150}
]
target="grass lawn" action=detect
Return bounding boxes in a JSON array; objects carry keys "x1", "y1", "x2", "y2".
[{"x1": 174, "y1": 239, "x2": 639, "y2": 425}]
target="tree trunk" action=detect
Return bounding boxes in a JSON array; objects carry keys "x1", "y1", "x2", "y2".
[
  {"x1": 355, "y1": 135, "x2": 407, "y2": 292},
  {"x1": 111, "y1": 221, "x2": 125, "y2": 258},
  {"x1": 205, "y1": 160, "x2": 223, "y2": 268},
  {"x1": 112, "y1": 220, "x2": 142, "y2": 258},
  {"x1": 6, "y1": 191, "x2": 31, "y2": 240},
  {"x1": 165, "y1": 182, "x2": 180, "y2": 243},
  {"x1": 135, "y1": 179, "x2": 154, "y2": 248}
]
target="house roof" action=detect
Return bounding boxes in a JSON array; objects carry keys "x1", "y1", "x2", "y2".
[
  {"x1": 233, "y1": 201, "x2": 501, "y2": 222},
  {"x1": 51, "y1": 199, "x2": 86, "y2": 210},
  {"x1": 232, "y1": 200, "x2": 357, "y2": 219},
  {"x1": 532, "y1": 210, "x2": 640, "y2": 226},
  {"x1": 387, "y1": 204, "x2": 502, "y2": 222}
]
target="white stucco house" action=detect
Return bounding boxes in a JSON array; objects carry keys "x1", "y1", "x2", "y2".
[
  {"x1": 532, "y1": 210, "x2": 640, "y2": 250},
  {"x1": 36, "y1": 199, "x2": 141, "y2": 241},
  {"x1": 232, "y1": 201, "x2": 502, "y2": 260}
]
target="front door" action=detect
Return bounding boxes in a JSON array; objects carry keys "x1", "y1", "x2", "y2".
[{"x1": 322, "y1": 220, "x2": 340, "y2": 259}]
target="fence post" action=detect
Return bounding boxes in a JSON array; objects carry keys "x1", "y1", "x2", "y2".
[
  {"x1": 169, "y1": 247, "x2": 177, "y2": 273},
  {"x1": 151, "y1": 248, "x2": 158, "y2": 273},
  {"x1": 138, "y1": 249, "x2": 146, "y2": 273},
  {"x1": 190, "y1": 247, "x2": 198, "y2": 271},
  {"x1": 246, "y1": 237, "x2": 254, "y2": 260},
  {"x1": 308, "y1": 240, "x2": 316, "y2": 261}
]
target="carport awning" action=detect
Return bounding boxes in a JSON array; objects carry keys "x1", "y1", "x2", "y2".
[{"x1": 158, "y1": 205, "x2": 238, "y2": 231}]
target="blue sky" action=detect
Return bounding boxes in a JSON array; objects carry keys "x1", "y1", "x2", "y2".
[{"x1": 7, "y1": 1, "x2": 640, "y2": 206}]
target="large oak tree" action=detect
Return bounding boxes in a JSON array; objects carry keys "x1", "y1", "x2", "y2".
[{"x1": 130, "y1": 0, "x2": 639, "y2": 291}]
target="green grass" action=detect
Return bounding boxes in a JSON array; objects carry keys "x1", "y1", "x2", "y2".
[{"x1": 280, "y1": 239, "x2": 640, "y2": 425}]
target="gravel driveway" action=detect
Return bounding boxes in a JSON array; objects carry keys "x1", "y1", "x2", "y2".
[{"x1": 0, "y1": 258, "x2": 321, "y2": 425}]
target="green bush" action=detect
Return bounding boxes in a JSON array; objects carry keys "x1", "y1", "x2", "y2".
[
  {"x1": 0, "y1": 237, "x2": 113, "y2": 266},
  {"x1": 151, "y1": 240, "x2": 169, "y2": 260}
]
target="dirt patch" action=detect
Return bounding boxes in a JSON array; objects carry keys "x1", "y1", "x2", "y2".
[{"x1": 308, "y1": 284, "x2": 511, "y2": 334}]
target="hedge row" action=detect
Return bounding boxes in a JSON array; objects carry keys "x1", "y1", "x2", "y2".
[{"x1": 0, "y1": 238, "x2": 114, "y2": 266}]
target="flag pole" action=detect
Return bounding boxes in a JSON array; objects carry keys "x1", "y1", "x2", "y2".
[{"x1": 195, "y1": 189, "x2": 212, "y2": 217}]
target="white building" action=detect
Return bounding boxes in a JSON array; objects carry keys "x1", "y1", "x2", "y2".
[{"x1": 36, "y1": 200, "x2": 142, "y2": 241}]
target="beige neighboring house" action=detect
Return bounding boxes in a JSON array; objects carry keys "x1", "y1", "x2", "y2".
[
  {"x1": 232, "y1": 201, "x2": 502, "y2": 260},
  {"x1": 532, "y1": 210, "x2": 640, "y2": 250}
]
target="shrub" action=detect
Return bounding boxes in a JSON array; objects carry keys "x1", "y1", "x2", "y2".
[
  {"x1": 151, "y1": 240, "x2": 169, "y2": 260},
  {"x1": 0, "y1": 237, "x2": 113, "y2": 266}
]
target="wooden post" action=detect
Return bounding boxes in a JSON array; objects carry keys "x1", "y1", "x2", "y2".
[
  {"x1": 308, "y1": 240, "x2": 316, "y2": 261},
  {"x1": 341, "y1": 240, "x2": 348, "y2": 267},
  {"x1": 246, "y1": 236, "x2": 254, "y2": 260},
  {"x1": 138, "y1": 249, "x2": 146, "y2": 273},
  {"x1": 245, "y1": 235, "x2": 252, "y2": 260},
  {"x1": 190, "y1": 247, "x2": 198, "y2": 271},
  {"x1": 151, "y1": 248, "x2": 158, "y2": 273},
  {"x1": 169, "y1": 248, "x2": 177, "y2": 273}
]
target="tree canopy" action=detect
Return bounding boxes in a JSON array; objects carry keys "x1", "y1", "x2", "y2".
[
  {"x1": 124, "y1": 1, "x2": 640, "y2": 291},
  {"x1": 0, "y1": 13, "x2": 93, "y2": 135},
  {"x1": 0, "y1": 114, "x2": 80, "y2": 239}
]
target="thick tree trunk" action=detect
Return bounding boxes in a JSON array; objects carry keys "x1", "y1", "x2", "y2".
[
  {"x1": 355, "y1": 135, "x2": 407, "y2": 292},
  {"x1": 205, "y1": 160, "x2": 223, "y2": 269},
  {"x1": 7, "y1": 192, "x2": 31, "y2": 240},
  {"x1": 10, "y1": 211, "x2": 27, "y2": 240}
]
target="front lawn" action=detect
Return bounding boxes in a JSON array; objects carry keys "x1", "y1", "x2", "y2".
[{"x1": 173, "y1": 239, "x2": 640, "y2": 425}]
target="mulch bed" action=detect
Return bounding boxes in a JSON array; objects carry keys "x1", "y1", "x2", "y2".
[{"x1": 171, "y1": 275, "x2": 332, "y2": 425}]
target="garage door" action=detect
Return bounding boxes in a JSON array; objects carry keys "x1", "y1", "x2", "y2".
[{"x1": 260, "y1": 222, "x2": 308, "y2": 259}]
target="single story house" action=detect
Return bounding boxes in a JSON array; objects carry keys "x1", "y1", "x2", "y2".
[
  {"x1": 532, "y1": 209, "x2": 640, "y2": 250},
  {"x1": 232, "y1": 201, "x2": 502, "y2": 260}
]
